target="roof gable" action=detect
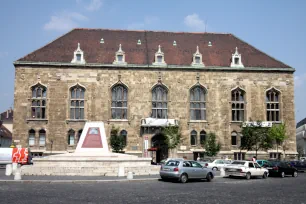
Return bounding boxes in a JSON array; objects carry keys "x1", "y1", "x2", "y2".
[{"x1": 17, "y1": 28, "x2": 291, "y2": 68}]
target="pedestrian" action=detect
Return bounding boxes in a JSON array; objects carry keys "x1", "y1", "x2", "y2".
[{"x1": 252, "y1": 156, "x2": 256, "y2": 162}]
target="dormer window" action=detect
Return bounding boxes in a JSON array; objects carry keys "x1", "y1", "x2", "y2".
[
  {"x1": 71, "y1": 43, "x2": 86, "y2": 64},
  {"x1": 230, "y1": 47, "x2": 244, "y2": 68},
  {"x1": 191, "y1": 46, "x2": 204, "y2": 67},
  {"x1": 113, "y1": 44, "x2": 127, "y2": 65},
  {"x1": 152, "y1": 45, "x2": 166, "y2": 66},
  {"x1": 76, "y1": 54, "x2": 81, "y2": 61}
]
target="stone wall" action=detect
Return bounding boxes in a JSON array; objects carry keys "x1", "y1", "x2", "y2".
[{"x1": 13, "y1": 66, "x2": 296, "y2": 158}]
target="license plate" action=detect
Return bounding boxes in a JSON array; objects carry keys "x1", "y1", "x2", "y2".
[
  {"x1": 163, "y1": 168, "x2": 170, "y2": 171},
  {"x1": 267, "y1": 167, "x2": 272, "y2": 169},
  {"x1": 228, "y1": 169, "x2": 237, "y2": 172}
]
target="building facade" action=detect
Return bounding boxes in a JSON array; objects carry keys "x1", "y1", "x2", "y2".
[
  {"x1": 296, "y1": 118, "x2": 306, "y2": 156},
  {"x1": 13, "y1": 29, "x2": 296, "y2": 161}
]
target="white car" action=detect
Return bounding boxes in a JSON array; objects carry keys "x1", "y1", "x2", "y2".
[
  {"x1": 224, "y1": 160, "x2": 269, "y2": 180},
  {"x1": 205, "y1": 159, "x2": 232, "y2": 171}
]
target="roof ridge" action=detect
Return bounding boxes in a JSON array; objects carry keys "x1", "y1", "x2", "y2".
[
  {"x1": 15, "y1": 28, "x2": 76, "y2": 62},
  {"x1": 231, "y1": 34, "x2": 292, "y2": 68},
  {"x1": 73, "y1": 28, "x2": 231, "y2": 35}
]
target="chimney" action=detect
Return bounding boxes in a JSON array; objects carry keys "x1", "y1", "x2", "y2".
[{"x1": 6, "y1": 110, "x2": 9, "y2": 119}]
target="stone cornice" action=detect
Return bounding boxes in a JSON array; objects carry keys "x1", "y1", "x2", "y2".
[{"x1": 14, "y1": 61, "x2": 295, "y2": 73}]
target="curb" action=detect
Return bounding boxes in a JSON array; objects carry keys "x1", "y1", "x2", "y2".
[
  {"x1": 0, "y1": 178, "x2": 160, "y2": 183},
  {"x1": 0, "y1": 177, "x2": 223, "y2": 183}
]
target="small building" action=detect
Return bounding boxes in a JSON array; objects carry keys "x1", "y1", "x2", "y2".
[
  {"x1": 296, "y1": 118, "x2": 306, "y2": 156},
  {"x1": 0, "y1": 121, "x2": 12, "y2": 147}
]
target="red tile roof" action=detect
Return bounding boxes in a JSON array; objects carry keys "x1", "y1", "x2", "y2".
[{"x1": 17, "y1": 28, "x2": 290, "y2": 68}]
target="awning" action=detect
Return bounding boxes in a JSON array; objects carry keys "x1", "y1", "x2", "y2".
[
  {"x1": 148, "y1": 147, "x2": 158, "y2": 151},
  {"x1": 141, "y1": 117, "x2": 179, "y2": 127}
]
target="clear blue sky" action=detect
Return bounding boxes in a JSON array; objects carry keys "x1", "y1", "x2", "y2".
[{"x1": 0, "y1": 0, "x2": 305, "y2": 123}]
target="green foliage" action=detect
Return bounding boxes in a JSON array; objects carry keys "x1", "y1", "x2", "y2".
[
  {"x1": 110, "y1": 126, "x2": 126, "y2": 153},
  {"x1": 268, "y1": 123, "x2": 287, "y2": 152},
  {"x1": 240, "y1": 121, "x2": 274, "y2": 157},
  {"x1": 162, "y1": 125, "x2": 181, "y2": 149},
  {"x1": 204, "y1": 132, "x2": 221, "y2": 157}
]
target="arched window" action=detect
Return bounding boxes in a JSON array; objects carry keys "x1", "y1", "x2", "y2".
[
  {"x1": 31, "y1": 84, "x2": 47, "y2": 119},
  {"x1": 200, "y1": 130, "x2": 206, "y2": 145},
  {"x1": 111, "y1": 85, "x2": 128, "y2": 119},
  {"x1": 266, "y1": 89, "x2": 280, "y2": 122},
  {"x1": 231, "y1": 132, "x2": 237, "y2": 146},
  {"x1": 120, "y1": 130, "x2": 127, "y2": 146},
  {"x1": 70, "y1": 85, "x2": 85, "y2": 119},
  {"x1": 190, "y1": 130, "x2": 197, "y2": 146},
  {"x1": 68, "y1": 129, "x2": 75, "y2": 145},
  {"x1": 231, "y1": 88, "x2": 245, "y2": 121},
  {"x1": 77, "y1": 129, "x2": 83, "y2": 143},
  {"x1": 152, "y1": 85, "x2": 168, "y2": 119},
  {"x1": 39, "y1": 129, "x2": 46, "y2": 146},
  {"x1": 28, "y1": 129, "x2": 35, "y2": 146},
  {"x1": 190, "y1": 86, "x2": 206, "y2": 120}
]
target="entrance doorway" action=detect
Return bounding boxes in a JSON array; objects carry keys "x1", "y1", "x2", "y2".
[{"x1": 151, "y1": 133, "x2": 168, "y2": 164}]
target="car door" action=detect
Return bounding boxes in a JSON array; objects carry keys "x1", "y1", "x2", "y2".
[
  {"x1": 215, "y1": 160, "x2": 224, "y2": 168},
  {"x1": 254, "y1": 162, "x2": 263, "y2": 175},
  {"x1": 248, "y1": 162, "x2": 258, "y2": 176},
  {"x1": 182, "y1": 161, "x2": 196, "y2": 178},
  {"x1": 191, "y1": 161, "x2": 206, "y2": 178}
]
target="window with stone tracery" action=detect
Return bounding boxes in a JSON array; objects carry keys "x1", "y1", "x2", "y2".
[
  {"x1": 70, "y1": 85, "x2": 85, "y2": 120},
  {"x1": 190, "y1": 86, "x2": 206, "y2": 120},
  {"x1": 190, "y1": 130, "x2": 197, "y2": 146},
  {"x1": 231, "y1": 88, "x2": 245, "y2": 121},
  {"x1": 111, "y1": 85, "x2": 128, "y2": 119},
  {"x1": 266, "y1": 89, "x2": 280, "y2": 122},
  {"x1": 152, "y1": 85, "x2": 168, "y2": 119},
  {"x1": 68, "y1": 129, "x2": 75, "y2": 145},
  {"x1": 28, "y1": 129, "x2": 35, "y2": 146},
  {"x1": 31, "y1": 84, "x2": 47, "y2": 119}
]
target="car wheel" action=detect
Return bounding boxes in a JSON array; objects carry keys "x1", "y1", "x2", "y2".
[
  {"x1": 262, "y1": 172, "x2": 268, "y2": 179},
  {"x1": 246, "y1": 172, "x2": 251, "y2": 180},
  {"x1": 206, "y1": 173, "x2": 213, "y2": 182},
  {"x1": 212, "y1": 167, "x2": 218, "y2": 171},
  {"x1": 180, "y1": 174, "x2": 188, "y2": 183},
  {"x1": 280, "y1": 172, "x2": 285, "y2": 178},
  {"x1": 292, "y1": 171, "x2": 298, "y2": 177}
]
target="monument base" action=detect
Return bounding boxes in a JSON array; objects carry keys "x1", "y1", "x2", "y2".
[{"x1": 21, "y1": 152, "x2": 160, "y2": 176}]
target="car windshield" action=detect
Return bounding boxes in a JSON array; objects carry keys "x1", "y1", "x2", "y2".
[
  {"x1": 165, "y1": 160, "x2": 180, "y2": 166},
  {"x1": 231, "y1": 161, "x2": 245, "y2": 165}
]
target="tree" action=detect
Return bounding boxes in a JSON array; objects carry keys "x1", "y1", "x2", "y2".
[
  {"x1": 204, "y1": 132, "x2": 221, "y2": 157},
  {"x1": 268, "y1": 123, "x2": 287, "y2": 155},
  {"x1": 162, "y1": 125, "x2": 182, "y2": 157},
  {"x1": 110, "y1": 126, "x2": 126, "y2": 153},
  {"x1": 282, "y1": 140, "x2": 290, "y2": 160},
  {"x1": 240, "y1": 121, "x2": 274, "y2": 158}
]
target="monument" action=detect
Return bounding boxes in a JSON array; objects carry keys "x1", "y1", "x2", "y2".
[{"x1": 21, "y1": 122, "x2": 160, "y2": 176}]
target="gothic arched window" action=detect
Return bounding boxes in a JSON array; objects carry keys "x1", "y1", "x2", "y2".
[
  {"x1": 28, "y1": 129, "x2": 35, "y2": 146},
  {"x1": 200, "y1": 130, "x2": 206, "y2": 145},
  {"x1": 152, "y1": 85, "x2": 168, "y2": 119},
  {"x1": 70, "y1": 85, "x2": 85, "y2": 119},
  {"x1": 231, "y1": 131, "x2": 237, "y2": 146},
  {"x1": 31, "y1": 84, "x2": 47, "y2": 119},
  {"x1": 190, "y1": 130, "x2": 197, "y2": 146},
  {"x1": 39, "y1": 129, "x2": 46, "y2": 146},
  {"x1": 266, "y1": 89, "x2": 280, "y2": 122},
  {"x1": 231, "y1": 88, "x2": 245, "y2": 121},
  {"x1": 68, "y1": 129, "x2": 75, "y2": 145},
  {"x1": 190, "y1": 86, "x2": 206, "y2": 120},
  {"x1": 111, "y1": 85, "x2": 128, "y2": 119},
  {"x1": 120, "y1": 130, "x2": 127, "y2": 146}
]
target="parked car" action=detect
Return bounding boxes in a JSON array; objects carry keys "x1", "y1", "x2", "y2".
[
  {"x1": 263, "y1": 161, "x2": 298, "y2": 178},
  {"x1": 289, "y1": 161, "x2": 306, "y2": 172},
  {"x1": 205, "y1": 159, "x2": 232, "y2": 171},
  {"x1": 159, "y1": 160, "x2": 215, "y2": 183},
  {"x1": 224, "y1": 160, "x2": 269, "y2": 180},
  {"x1": 256, "y1": 160, "x2": 269, "y2": 167}
]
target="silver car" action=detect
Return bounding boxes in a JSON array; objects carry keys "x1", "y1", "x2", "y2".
[{"x1": 159, "y1": 160, "x2": 215, "y2": 183}]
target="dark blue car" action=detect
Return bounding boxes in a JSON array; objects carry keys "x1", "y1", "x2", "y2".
[{"x1": 289, "y1": 161, "x2": 306, "y2": 172}]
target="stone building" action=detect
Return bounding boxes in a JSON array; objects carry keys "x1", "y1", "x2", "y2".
[{"x1": 13, "y1": 28, "x2": 296, "y2": 161}]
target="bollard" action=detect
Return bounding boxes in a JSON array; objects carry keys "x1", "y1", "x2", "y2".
[
  {"x1": 220, "y1": 167, "x2": 225, "y2": 177},
  {"x1": 5, "y1": 164, "x2": 12, "y2": 176},
  {"x1": 14, "y1": 166, "x2": 22, "y2": 180},
  {"x1": 12, "y1": 163, "x2": 18, "y2": 175},
  {"x1": 127, "y1": 171, "x2": 133, "y2": 180},
  {"x1": 118, "y1": 166, "x2": 125, "y2": 177}
]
